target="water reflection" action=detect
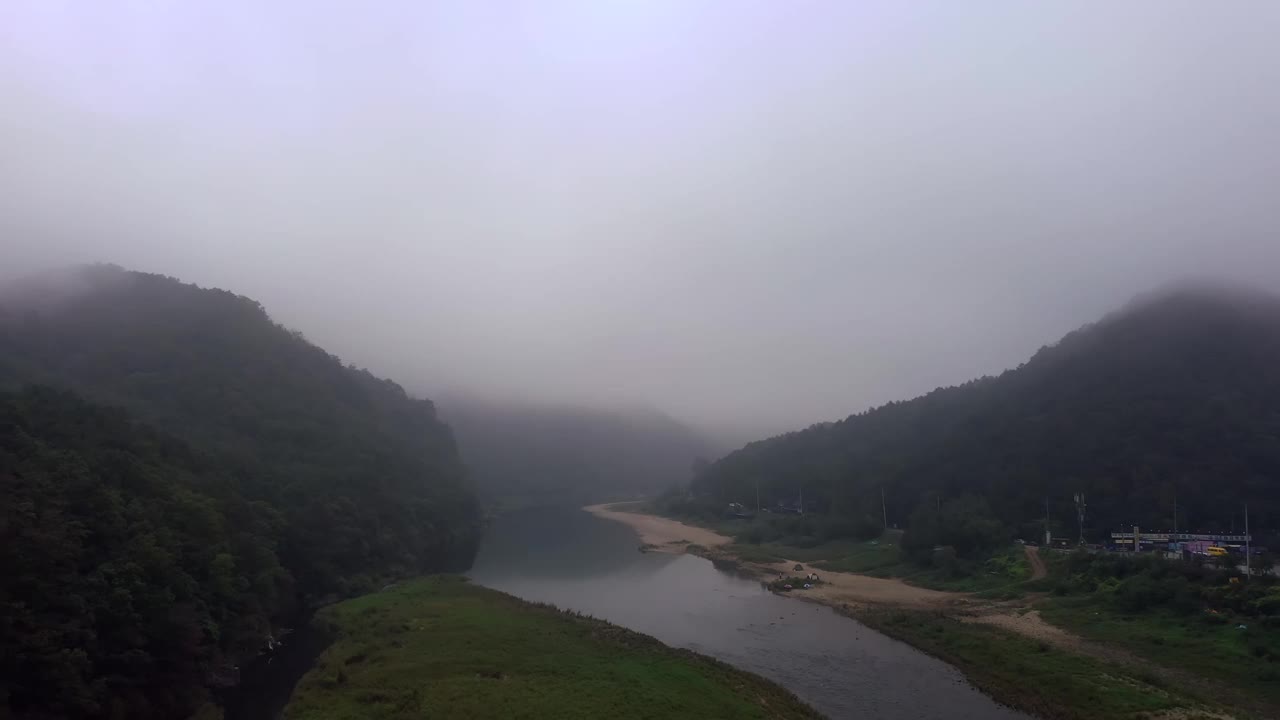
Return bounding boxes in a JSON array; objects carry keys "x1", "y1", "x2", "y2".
[{"x1": 470, "y1": 507, "x2": 1030, "y2": 720}]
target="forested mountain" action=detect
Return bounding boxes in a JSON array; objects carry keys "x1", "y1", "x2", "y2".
[
  {"x1": 440, "y1": 395, "x2": 718, "y2": 507},
  {"x1": 693, "y1": 285, "x2": 1280, "y2": 543},
  {"x1": 0, "y1": 266, "x2": 481, "y2": 719},
  {"x1": 1, "y1": 387, "x2": 286, "y2": 719}
]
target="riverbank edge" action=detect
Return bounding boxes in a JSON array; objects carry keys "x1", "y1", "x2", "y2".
[
  {"x1": 585, "y1": 504, "x2": 1237, "y2": 720},
  {"x1": 280, "y1": 576, "x2": 822, "y2": 720},
  {"x1": 847, "y1": 608, "x2": 1239, "y2": 720}
]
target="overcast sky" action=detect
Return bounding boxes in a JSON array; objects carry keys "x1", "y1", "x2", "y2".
[{"x1": 3, "y1": 2, "x2": 1279, "y2": 438}]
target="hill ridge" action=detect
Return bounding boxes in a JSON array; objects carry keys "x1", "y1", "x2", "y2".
[{"x1": 694, "y1": 286, "x2": 1280, "y2": 540}]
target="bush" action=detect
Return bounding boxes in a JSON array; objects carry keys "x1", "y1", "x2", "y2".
[
  {"x1": 1252, "y1": 589, "x2": 1280, "y2": 616},
  {"x1": 902, "y1": 495, "x2": 1007, "y2": 562},
  {"x1": 932, "y1": 546, "x2": 960, "y2": 576},
  {"x1": 1057, "y1": 549, "x2": 1280, "y2": 620},
  {"x1": 1111, "y1": 575, "x2": 1194, "y2": 614},
  {"x1": 815, "y1": 515, "x2": 882, "y2": 542}
]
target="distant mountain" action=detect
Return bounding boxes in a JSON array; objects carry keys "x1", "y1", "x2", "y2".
[
  {"x1": 440, "y1": 395, "x2": 719, "y2": 507},
  {"x1": 0, "y1": 265, "x2": 481, "y2": 718},
  {"x1": 694, "y1": 284, "x2": 1280, "y2": 540}
]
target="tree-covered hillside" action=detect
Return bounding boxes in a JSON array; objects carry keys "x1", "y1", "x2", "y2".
[
  {"x1": 692, "y1": 286, "x2": 1280, "y2": 544},
  {"x1": 1, "y1": 387, "x2": 286, "y2": 719},
  {"x1": 440, "y1": 396, "x2": 717, "y2": 507},
  {"x1": 0, "y1": 266, "x2": 483, "y2": 718}
]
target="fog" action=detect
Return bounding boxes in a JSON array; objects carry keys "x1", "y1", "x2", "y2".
[{"x1": 3, "y1": 2, "x2": 1280, "y2": 438}]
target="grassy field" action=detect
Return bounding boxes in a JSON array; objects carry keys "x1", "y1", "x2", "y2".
[
  {"x1": 716, "y1": 525, "x2": 1031, "y2": 594},
  {"x1": 1040, "y1": 598, "x2": 1280, "y2": 710},
  {"x1": 284, "y1": 576, "x2": 820, "y2": 720},
  {"x1": 854, "y1": 609, "x2": 1222, "y2": 720},
  {"x1": 640, "y1": 503, "x2": 1039, "y2": 593}
]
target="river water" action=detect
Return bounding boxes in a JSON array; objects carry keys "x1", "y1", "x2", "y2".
[{"x1": 469, "y1": 507, "x2": 1030, "y2": 720}]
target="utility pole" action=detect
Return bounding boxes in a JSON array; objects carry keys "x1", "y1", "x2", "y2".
[
  {"x1": 1074, "y1": 492, "x2": 1087, "y2": 545},
  {"x1": 1245, "y1": 502, "x2": 1251, "y2": 580},
  {"x1": 881, "y1": 487, "x2": 889, "y2": 529},
  {"x1": 1044, "y1": 497, "x2": 1052, "y2": 547}
]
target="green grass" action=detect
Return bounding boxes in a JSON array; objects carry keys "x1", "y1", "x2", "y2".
[
  {"x1": 284, "y1": 576, "x2": 820, "y2": 720},
  {"x1": 806, "y1": 535, "x2": 907, "y2": 573},
  {"x1": 904, "y1": 546, "x2": 1033, "y2": 593},
  {"x1": 1041, "y1": 597, "x2": 1280, "y2": 709},
  {"x1": 725, "y1": 538, "x2": 877, "y2": 565},
  {"x1": 651, "y1": 506, "x2": 1035, "y2": 595},
  {"x1": 854, "y1": 609, "x2": 1220, "y2": 720},
  {"x1": 729, "y1": 532, "x2": 1032, "y2": 595}
]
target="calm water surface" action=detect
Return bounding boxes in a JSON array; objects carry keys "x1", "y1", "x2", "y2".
[{"x1": 469, "y1": 507, "x2": 1030, "y2": 720}]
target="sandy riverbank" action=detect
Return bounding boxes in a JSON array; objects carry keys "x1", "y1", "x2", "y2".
[
  {"x1": 583, "y1": 502, "x2": 731, "y2": 550},
  {"x1": 584, "y1": 503, "x2": 957, "y2": 610}
]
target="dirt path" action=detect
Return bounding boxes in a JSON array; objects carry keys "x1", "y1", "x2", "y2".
[
  {"x1": 1024, "y1": 545, "x2": 1047, "y2": 580},
  {"x1": 965, "y1": 607, "x2": 1102, "y2": 655}
]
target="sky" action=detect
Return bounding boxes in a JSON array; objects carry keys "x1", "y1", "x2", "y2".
[{"x1": 2, "y1": 1, "x2": 1280, "y2": 439}]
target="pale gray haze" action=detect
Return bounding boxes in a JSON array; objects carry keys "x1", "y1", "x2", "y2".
[{"x1": 3, "y1": 2, "x2": 1280, "y2": 439}]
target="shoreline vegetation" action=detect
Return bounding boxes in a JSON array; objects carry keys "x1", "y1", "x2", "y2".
[
  {"x1": 282, "y1": 577, "x2": 820, "y2": 720},
  {"x1": 586, "y1": 503, "x2": 1266, "y2": 720}
]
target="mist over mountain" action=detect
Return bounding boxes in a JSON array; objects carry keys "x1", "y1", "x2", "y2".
[
  {"x1": 439, "y1": 394, "x2": 719, "y2": 507},
  {"x1": 693, "y1": 284, "x2": 1280, "y2": 540}
]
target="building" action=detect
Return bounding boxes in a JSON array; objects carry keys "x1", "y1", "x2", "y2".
[{"x1": 1109, "y1": 529, "x2": 1252, "y2": 553}]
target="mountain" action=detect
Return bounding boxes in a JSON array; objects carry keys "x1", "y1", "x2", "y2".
[
  {"x1": 439, "y1": 395, "x2": 719, "y2": 507},
  {"x1": 693, "y1": 284, "x2": 1280, "y2": 543},
  {"x1": 0, "y1": 265, "x2": 482, "y2": 718}
]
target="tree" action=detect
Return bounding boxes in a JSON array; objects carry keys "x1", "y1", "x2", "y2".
[{"x1": 902, "y1": 496, "x2": 1007, "y2": 563}]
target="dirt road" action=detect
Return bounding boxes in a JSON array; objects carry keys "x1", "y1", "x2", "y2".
[{"x1": 1024, "y1": 545, "x2": 1047, "y2": 580}]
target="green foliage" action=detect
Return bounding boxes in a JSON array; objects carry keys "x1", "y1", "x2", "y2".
[
  {"x1": 1051, "y1": 550, "x2": 1277, "y2": 618},
  {"x1": 648, "y1": 486, "x2": 727, "y2": 522},
  {"x1": 650, "y1": 488, "x2": 882, "y2": 548},
  {"x1": 692, "y1": 288, "x2": 1280, "y2": 546},
  {"x1": 901, "y1": 495, "x2": 1008, "y2": 564},
  {"x1": 285, "y1": 577, "x2": 820, "y2": 720},
  {"x1": 734, "y1": 513, "x2": 882, "y2": 547},
  {"x1": 1042, "y1": 598, "x2": 1280, "y2": 710},
  {"x1": 0, "y1": 386, "x2": 283, "y2": 719},
  {"x1": 0, "y1": 267, "x2": 483, "y2": 718},
  {"x1": 1039, "y1": 550, "x2": 1280, "y2": 712}
]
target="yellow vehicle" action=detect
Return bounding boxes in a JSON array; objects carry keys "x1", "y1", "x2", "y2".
[{"x1": 1205, "y1": 546, "x2": 1230, "y2": 557}]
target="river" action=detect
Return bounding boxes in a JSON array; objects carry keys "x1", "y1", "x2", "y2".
[{"x1": 469, "y1": 506, "x2": 1030, "y2": 720}]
